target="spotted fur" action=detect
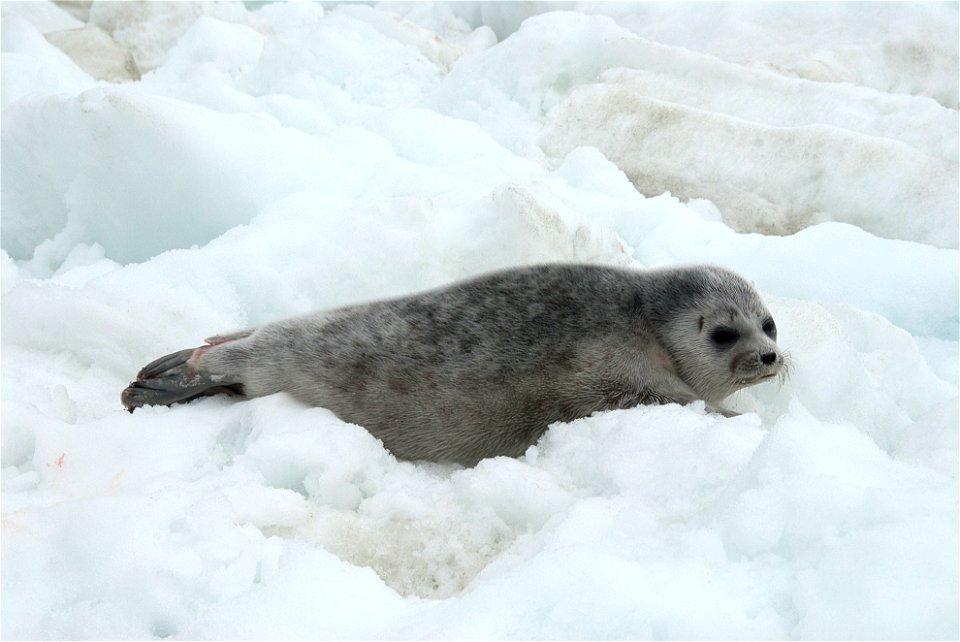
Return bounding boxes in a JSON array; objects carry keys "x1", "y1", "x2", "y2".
[{"x1": 122, "y1": 264, "x2": 784, "y2": 464}]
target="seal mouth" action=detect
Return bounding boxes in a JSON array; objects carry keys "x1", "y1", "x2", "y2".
[{"x1": 737, "y1": 372, "x2": 778, "y2": 385}]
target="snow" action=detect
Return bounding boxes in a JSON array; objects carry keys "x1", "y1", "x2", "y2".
[{"x1": 2, "y1": 1, "x2": 957, "y2": 640}]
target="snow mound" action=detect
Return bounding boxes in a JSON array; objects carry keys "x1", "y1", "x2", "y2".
[
  {"x1": 592, "y1": 2, "x2": 960, "y2": 110},
  {"x1": 1, "y1": 14, "x2": 98, "y2": 109},
  {"x1": 541, "y1": 73, "x2": 957, "y2": 247},
  {"x1": 404, "y1": 1, "x2": 960, "y2": 108}
]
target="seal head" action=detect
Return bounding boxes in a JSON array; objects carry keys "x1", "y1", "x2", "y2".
[{"x1": 640, "y1": 265, "x2": 783, "y2": 404}]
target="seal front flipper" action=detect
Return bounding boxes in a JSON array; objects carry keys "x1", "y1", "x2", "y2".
[
  {"x1": 121, "y1": 346, "x2": 244, "y2": 412},
  {"x1": 705, "y1": 404, "x2": 739, "y2": 418}
]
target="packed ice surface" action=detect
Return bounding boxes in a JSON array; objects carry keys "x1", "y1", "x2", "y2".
[{"x1": 2, "y1": 1, "x2": 957, "y2": 640}]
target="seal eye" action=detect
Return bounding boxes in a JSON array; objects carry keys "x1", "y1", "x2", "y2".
[
  {"x1": 710, "y1": 327, "x2": 739, "y2": 347},
  {"x1": 762, "y1": 318, "x2": 777, "y2": 339}
]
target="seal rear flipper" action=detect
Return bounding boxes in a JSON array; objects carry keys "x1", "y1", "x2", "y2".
[{"x1": 121, "y1": 346, "x2": 244, "y2": 412}]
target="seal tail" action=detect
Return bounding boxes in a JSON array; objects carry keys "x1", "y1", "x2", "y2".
[{"x1": 121, "y1": 346, "x2": 245, "y2": 412}]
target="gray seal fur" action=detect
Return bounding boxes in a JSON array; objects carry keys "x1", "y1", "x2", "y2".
[{"x1": 122, "y1": 264, "x2": 785, "y2": 465}]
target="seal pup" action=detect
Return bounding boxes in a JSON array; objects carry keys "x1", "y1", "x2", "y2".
[{"x1": 122, "y1": 264, "x2": 785, "y2": 465}]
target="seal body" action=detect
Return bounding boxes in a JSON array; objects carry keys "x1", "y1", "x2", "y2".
[{"x1": 122, "y1": 264, "x2": 784, "y2": 464}]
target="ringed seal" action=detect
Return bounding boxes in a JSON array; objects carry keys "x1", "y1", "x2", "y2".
[{"x1": 122, "y1": 264, "x2": 785, "y2": 465}]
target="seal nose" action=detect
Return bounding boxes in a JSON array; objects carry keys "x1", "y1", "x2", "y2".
[{"x1": 760, "y1": 351, "x2": 777, "y2": 365}]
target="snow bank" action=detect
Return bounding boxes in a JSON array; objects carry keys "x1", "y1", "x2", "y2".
[
  {"x1": 45, "y1": 26, "x2": 141, "y2": 83},
  {"x1": 0, "y1": 13, "x2": 98, "y2": 109},
  {"x1": 540, "y1": 75, "x2": 957, "y2": 247},
  {"x1": 399, "y1": 1, "x2": 960, "y2": 108},
  {"x1": 424, "y1": 11, "x2": 958, "y2": 246},
  {"x1": 4, "y1": 396, "x2": 955, "y2": 639},
  {"x1": 2, "y1": 2, "x2": 957, "y2": 640},
  {"x1": 87, "y1": 0, "x2": 248, "y2": 73},
  {"x1": 590, "y1": 2, "x2": 960, "y2": 110},
  {"x1": 0, "y1": 0, "x2": 83, "y2": 34}
]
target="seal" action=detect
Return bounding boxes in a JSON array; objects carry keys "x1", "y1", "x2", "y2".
[{"x1": 122, "y1": 264, "x2": 785, "y2": 464}]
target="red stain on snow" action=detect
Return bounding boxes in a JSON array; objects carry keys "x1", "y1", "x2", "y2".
[{"x1": 46, "y1": 453, "x2": 66, "y2": 469}]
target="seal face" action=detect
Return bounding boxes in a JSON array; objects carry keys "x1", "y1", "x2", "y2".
[{"x1": 122, "y1": 264, "x2": 785, "y2": 464}]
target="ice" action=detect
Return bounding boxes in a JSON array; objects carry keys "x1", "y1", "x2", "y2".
[
  {"x1": 45, "y1": 25, "x2": 141, "y2": 83},
  {"x1": 427, "y1": 11, "x2": 958, "y2": 246},
  {"x1": 0, "y1": 0, "x2": 83, "y2": 34},
  {"x1": 2, "y1": 2, "x2": 957, "y2": 640},
  {"x1": 0, "y1": 14, "x2": 98, "y2": 108},
  {"x1": 591, "y1": 2, "x2": 960, "y2": 110},
  {"x1": 87, "y1": 0, "x2": 248, "y2": 73},
  {"x1": 541, "y1": 77, "x2": 957, "y2": 247},
  {"x1": 400, "y1": 2, "x2": 960, "y2": 108}
]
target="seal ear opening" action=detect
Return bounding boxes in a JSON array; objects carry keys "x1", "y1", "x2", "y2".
[{"x1": 698, "y1": 316, "x2": 704, "y2": 332}]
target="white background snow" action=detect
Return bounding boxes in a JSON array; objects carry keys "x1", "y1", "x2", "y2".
[{"x1": 2, "y1": 1, "x2": 958, "y2": 639}]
